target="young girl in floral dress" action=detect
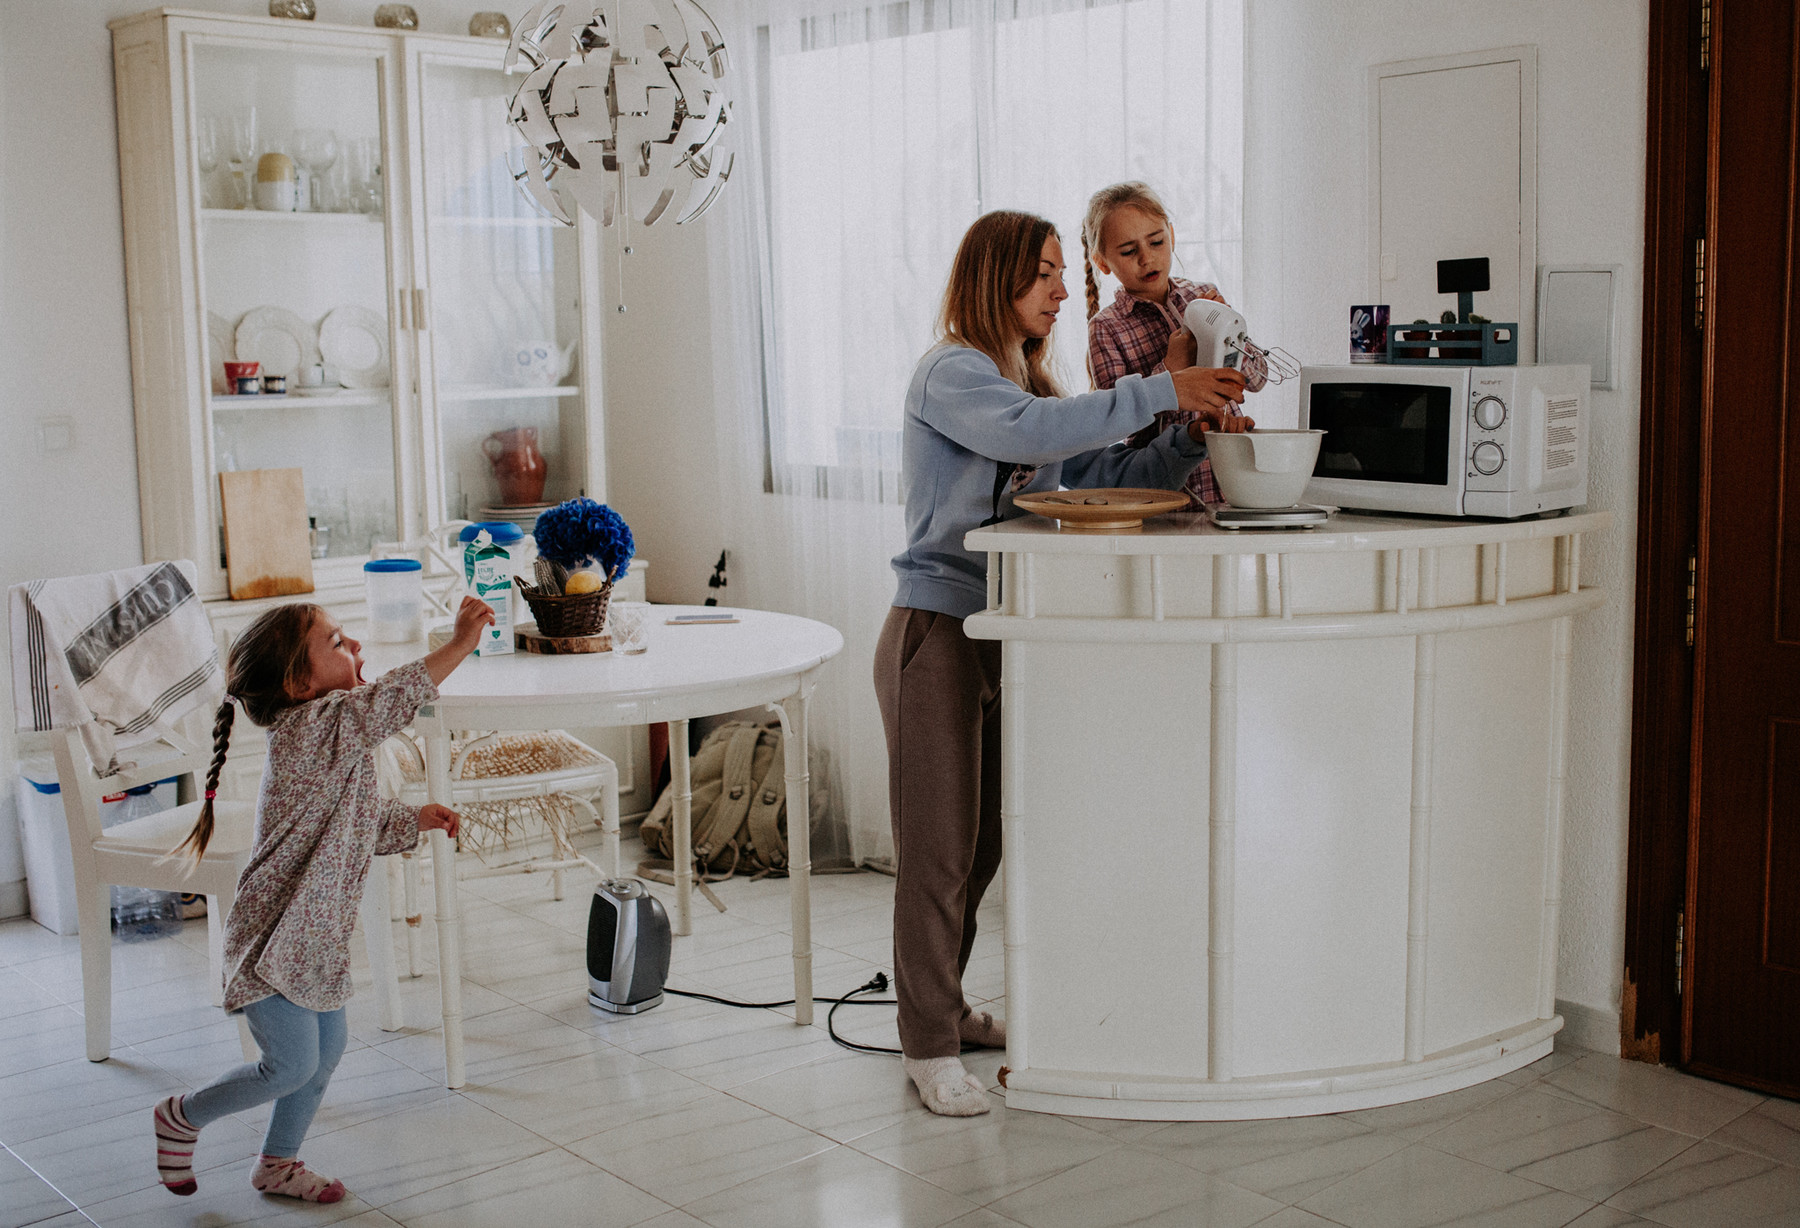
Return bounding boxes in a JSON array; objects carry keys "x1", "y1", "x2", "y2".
[
  {"x1": 151, "y1": 595, "x2": 493, "y2": 1202},
  {"x1": 1082, "y1": 181, "x2": 1267, "y2": 505}
]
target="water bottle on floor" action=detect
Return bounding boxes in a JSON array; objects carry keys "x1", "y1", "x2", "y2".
[{"x1": 109, "y1": 785, "x2": 182, "y2": 941}]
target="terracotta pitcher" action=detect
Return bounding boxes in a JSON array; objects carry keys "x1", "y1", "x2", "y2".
[{"x1": 482, "y1": 426, "x2": 548, "y2": 505}]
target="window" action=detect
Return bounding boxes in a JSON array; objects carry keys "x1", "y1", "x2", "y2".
[{"x1": 758, "y1": 0, "x2": 1246, "y2": 499}]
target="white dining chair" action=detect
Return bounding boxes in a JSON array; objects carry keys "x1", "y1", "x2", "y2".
[
  {"x1": 377, "y1": 730, "x2": 620, "y2": 974},
  {"x1": 50, "y1": 725, "x2": 412, "y2": 1055},
  {"x1": 49, "y1": 727, "x2": 259, "y2": 1062}
]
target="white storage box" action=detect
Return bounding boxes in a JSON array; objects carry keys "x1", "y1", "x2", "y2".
[{"x1": 16, "y1": 757, "x2": 179, "y2": 935}]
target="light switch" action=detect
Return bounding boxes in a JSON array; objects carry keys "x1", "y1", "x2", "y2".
[
  {"x1": 36, "y1": 416, "x2": 75, "y2": 453},
  {"x1": 1381, "y1": 253, "x2": 1398, "y2": 281}
]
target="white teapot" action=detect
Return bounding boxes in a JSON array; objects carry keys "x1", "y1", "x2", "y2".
[{"x1": 503, "y1": 339, "x2": 576, "y2": 387}]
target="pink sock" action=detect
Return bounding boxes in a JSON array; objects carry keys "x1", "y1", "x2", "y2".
[
  {"x1": 153, "y1": 1095, "x2": 199, "y2": 1195},
  {"x1": 251, "y1": 1155, "x2": 347, "y2": 1203}
]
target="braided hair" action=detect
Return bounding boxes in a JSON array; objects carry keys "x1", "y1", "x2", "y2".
[
  {"x1": 1079, "y1": 181, "x2": 1175, "y2": 320},
  {"x1": 171, "y1": 602, "x2": 320, "y2": 864}
]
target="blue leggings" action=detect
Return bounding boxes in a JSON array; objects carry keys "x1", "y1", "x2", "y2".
[{"x1": 181, "y1": 994, "x2": 347, "y2": 1158}]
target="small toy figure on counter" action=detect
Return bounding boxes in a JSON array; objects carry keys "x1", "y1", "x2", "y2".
[
  {"x1": 1081, "y1": 181, "x2": 1266, "y2": 506},
  {"x1": 148, "y1": 594, "x2": 492, "y2": 1203}
]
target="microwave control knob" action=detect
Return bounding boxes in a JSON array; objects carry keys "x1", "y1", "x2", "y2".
[
  {"x1": 1473, "y1": 395, "x2": 1507, "y2": 431},
  {"x1": 1471, "y1": 441, "x2": 1505, "y2": 475}
]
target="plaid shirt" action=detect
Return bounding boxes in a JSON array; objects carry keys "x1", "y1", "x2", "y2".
[{"x1": 1088, "y1": 278, "x2": 1265, "y2": 505}]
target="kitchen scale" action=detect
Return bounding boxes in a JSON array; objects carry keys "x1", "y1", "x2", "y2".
[{"x1": 1207, "y1": 502, "x2": 1336, "y2": 530}]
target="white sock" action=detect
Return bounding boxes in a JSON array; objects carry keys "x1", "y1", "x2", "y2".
[{"x1": 904, "y1": 1056, "x2": 990, "y2": 1116}]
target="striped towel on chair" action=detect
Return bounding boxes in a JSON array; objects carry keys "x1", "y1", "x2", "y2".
[{"x1": 9, "y1": 561, "x2": 220, "y2": 776}]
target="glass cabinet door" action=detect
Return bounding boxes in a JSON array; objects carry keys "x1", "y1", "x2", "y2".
[
  {"x1": 411, "y1": 51, "x2": 596, "y2": 535},
  {"x1": 191, "y1": 38, "x2": 404, "y2": 567}
]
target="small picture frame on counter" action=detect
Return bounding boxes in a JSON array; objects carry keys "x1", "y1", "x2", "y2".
[{"x1": 1350, "y1": 304, "x2": 1389, "y2": 363}]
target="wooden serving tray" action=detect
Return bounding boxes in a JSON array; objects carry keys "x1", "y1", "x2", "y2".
[
  {"x1": 1012, "y1": 487, "x2": 1191, "y2": 531},
  {"x1": 515, "y1": 623, "x2": 611, "y2": 654}
]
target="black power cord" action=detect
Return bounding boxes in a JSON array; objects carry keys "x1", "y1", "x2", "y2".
[{"x1": 665, "y1": 973, "x2": 903, "y2": 1055}]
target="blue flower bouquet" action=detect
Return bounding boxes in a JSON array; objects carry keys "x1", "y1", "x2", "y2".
[
  {"x1": 521, "y1": 499, "x2": 635, "y2": 638},
  {"x1": 532, "y1": 497, "x2": 635, "y2": 581}
]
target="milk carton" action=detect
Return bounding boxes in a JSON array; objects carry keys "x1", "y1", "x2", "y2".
[{"x1": 459, "y1": 522, "x2": 521, "y2": 656}]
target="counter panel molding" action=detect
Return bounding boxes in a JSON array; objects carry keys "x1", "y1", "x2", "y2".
[{"x1": 963, "y1": 510, "x2": 1608, "y2": 1120}]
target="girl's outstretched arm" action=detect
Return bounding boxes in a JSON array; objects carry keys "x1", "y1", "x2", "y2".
[{"x1": 423, "y1": 597, "x2": 493, "y2": 685}]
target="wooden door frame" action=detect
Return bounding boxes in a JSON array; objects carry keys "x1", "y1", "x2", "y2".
[{"x1": 1622, "y1": 0, "x2": 1710, "y2": 1063}]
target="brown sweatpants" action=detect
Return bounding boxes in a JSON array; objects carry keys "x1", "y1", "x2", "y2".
[{"x1": 872, "y1": 606, "x2": 1004, "y2": 1059}]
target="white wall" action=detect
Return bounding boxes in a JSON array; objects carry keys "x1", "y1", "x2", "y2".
[
  {"x1": 596, "y1": 215, "x2": 726, "y2": 605},
  {"x1": 1242, "y1": 0, "x2": 1648, "y2": 1046}
]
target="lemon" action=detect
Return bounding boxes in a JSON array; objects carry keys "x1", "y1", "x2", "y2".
[{"x1": 564, "y1": 570, "x2": 604, "y2": 595}]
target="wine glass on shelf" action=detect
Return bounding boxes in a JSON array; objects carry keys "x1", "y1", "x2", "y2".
[
  {"x1": 292, "y1": 128, "x2": 338, "y2": 212},
  {"x1": 323, "y1": 159, "x2": 352, "y2": 215},
  {"x1": 195, "y1": 116, "x2": 220, "y2": 209},
  {"x1": 223, "y1": 107, "x2": 258, "y2": 209},
  {"x1": 346, "y1": 136, "x2": 382, "y2": 215}
]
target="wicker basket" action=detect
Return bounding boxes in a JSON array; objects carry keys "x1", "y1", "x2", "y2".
[{"x1": 520, "y1": 583, "x2": 612, "y2": 637}]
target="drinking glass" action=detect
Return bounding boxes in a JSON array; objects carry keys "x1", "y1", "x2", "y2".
[
  {"x1": 345, "y1": 136, "x2": 381, "y2": 214},
  {"x1": 195, "y1": 116, "x2": 220, "y2": 208},
  {"x1": 608, "y1": 602, "x2": 650, "y2": 654},
  {"x1": 321, "y1": 159, "x2": 352, "y2": 213},
  {"x1": 292, "y1": 128, "x2": 339, "y2": 211},
  {"x1": 223, "y1": 107, "x2": 259, "y2": 209}
]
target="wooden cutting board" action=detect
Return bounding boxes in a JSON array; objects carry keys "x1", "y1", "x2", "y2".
[
  {"x1": 516, "y1": 624, "x2": 611, "y2": 654},
  {"x1": 219, "y1": 468, "x2": 315, "y2": 600}
]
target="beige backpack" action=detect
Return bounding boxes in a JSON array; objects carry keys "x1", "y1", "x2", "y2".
[{"x1": 639, "y1": 721, "x2": 816, "y2": 882}]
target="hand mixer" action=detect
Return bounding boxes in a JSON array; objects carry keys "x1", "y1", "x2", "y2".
[
  {"x1": 1181, "y1": 299, "x2": 1330, "y2": 530},
  {"x1": 1182, "y1": 300, "x2": 1300, "y2": 382}
]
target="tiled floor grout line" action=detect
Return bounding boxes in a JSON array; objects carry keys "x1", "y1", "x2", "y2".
[{"x1": 3, "y1": 1136, "x2": 98, "y2": 1227}]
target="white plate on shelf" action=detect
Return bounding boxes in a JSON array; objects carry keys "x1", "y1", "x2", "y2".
[
  {"x1": 292, "y1": 386, "x2": 343, "y2": 398},
  {"x1": 235, "y1": 306, "x2": 318, "y2": 380},
  {"x1": 206, "y1": 311, "x2": 236, "y2": 394},
  {"x1": 319, "y1": 306, "x2": 389, "y2": 388}
]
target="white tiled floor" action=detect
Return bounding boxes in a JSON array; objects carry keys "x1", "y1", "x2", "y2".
[{"x1": 3, "y1": 832, "x2": 1796, "y2": 1228}]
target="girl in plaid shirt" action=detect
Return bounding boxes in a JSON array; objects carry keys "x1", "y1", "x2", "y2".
[{"x1": 1082, "y1": 182, "x2": 1266, "y2": 505}]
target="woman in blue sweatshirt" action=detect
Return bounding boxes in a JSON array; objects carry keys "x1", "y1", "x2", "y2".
[{"x1": 875, "y1": 210, "x2": 1253, "y2": 1115}]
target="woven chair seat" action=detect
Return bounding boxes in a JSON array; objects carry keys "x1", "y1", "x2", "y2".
[
  {"x1": 380, "y1": 730, "x2": 616, "y2": 865},
  {"x1": 388, "y1": 731, "x2": 609, "y2": 796}
]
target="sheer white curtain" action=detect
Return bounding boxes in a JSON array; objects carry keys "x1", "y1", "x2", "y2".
[{"x1": 708, "y1": 0, "x2": 1245, "y2": 863}]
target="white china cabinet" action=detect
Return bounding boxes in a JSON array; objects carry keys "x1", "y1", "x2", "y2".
[
  {"x1": 110, "y1": 9, "x2": 651, "y2": 813},
  {"x1": 110, "y1": 7, "x2": 609, "y2": 596}
]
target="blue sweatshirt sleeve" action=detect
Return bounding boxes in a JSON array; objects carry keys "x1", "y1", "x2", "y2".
[
  {"x1": 1062, "y1": 423, "x2": 1209, "y2": 490},
  {"x1": 918, "y1": 348, "x2": 1178, "y2": 466}
]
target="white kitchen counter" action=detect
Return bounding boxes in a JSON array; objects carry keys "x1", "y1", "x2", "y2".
[{"x1": 962, "y1": 509, "x2": 1610, "y2": 1120}]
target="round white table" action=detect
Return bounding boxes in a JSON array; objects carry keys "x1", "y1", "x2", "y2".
[{"x1": 367, "y1": 605, "x2": 843, "y2": 1088}]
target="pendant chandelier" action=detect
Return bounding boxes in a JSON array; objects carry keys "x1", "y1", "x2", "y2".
[{"x1": 505, "y1": 0, "x2": 734, "y2": 228}]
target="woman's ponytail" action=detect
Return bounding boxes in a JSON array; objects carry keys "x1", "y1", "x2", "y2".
[{"x1": 170, "y1": 699, "x2": 234, "y2": 866}]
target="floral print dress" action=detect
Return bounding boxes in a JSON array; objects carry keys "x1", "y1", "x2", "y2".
[{"x1": 220, "y1": 661, "x2": 435, "y2": 1014}]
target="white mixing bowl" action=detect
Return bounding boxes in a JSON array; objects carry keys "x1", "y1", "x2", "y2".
[{"x1": 1204, "y1": 429, "x2": 1325, "y2": 509}]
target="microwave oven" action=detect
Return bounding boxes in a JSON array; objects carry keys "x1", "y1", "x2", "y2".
[{"x1": 1298, "y1": 364, "x2": 1589, "y2": 519}]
